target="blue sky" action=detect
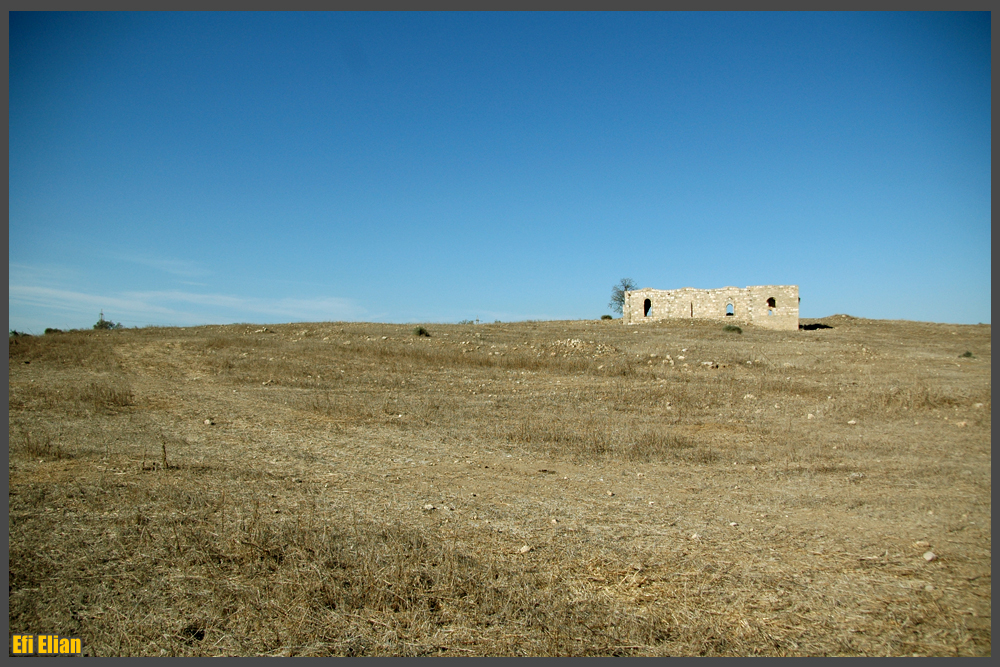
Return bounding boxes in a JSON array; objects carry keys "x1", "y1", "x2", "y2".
[{"x1": 9, "y1": 12, "x2": 991, "y2": 331}]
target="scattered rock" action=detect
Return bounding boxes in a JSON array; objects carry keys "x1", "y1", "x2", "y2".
[
  {"x1": 729, "y1": 522, "x2": 738, "y2": 527},
  {"x1": 690, "y1": 533, "x2": 700, "y2": 540},
  {"x1": 204, "y1": 419, "x2": 214, "y2": 425},
  {"x1": 551, "y1": 518, "x2": 558, "y2": 524},
  {"x1": 923, "y1": 551, "x2": 937, "y2": 562},
  {"x1": 422, "y1": 504, "x2": 436, "y2": 511},
  {"x1": 807, "y1": 413, "x2": 814, "y2": 419},
  {"x1": 519, "y1": 545, "x2": 532, "y2": 554},
  {"x1": 848, "y1": 420, "x2": 857, "y2": 425},
  {"x1": 606, "y1": 490, "x2": 614, "y2": 497}
]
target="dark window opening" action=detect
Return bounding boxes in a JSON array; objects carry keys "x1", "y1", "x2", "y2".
[
  {"x1": 767, "y1": 297, "x2": 776, "y2": 308},
  {"x1": 643, "y1": 298, "x2": 651, "y2": 317},
  {"x1": 690, "y1": 303, "x2": 694, "y2": 317},
  {"x1": 726, "y1": 303, "x2": 734, "y2": 316}
]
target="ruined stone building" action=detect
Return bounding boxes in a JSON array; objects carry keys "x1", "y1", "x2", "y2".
[{"x1": 623, "y1": 285, "x2": 799, "y2": 331}]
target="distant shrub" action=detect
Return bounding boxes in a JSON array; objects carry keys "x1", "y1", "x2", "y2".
[
  {"x1": 413, "y1": 327, "x2": 431, "y2": 337},
  {"x1": 44, "y1": 328, "x2": 64, "y2": 334},
  {"x1": 723, "y1": 324, "x2": 742, "y2": 334},
  {"x1": 457, "y1": 319, "x2": 475, "y2": 325},
  {"x1": 9, "y1": 330, "x2": 30, "y2": 338},
  {"x1": 601, "y1": 315, "x2": 613, "y2": 320},
  {"x1": 93, "y1": 311, "x2": 123, "y2": 331},
  {"x1": 960, "y1": 351, "x2": 974, "y2": 358}
]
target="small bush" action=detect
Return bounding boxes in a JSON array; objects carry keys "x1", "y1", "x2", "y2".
[
  {"x1": 10, "y1": 429, "x2": 70, "y2": 461},
  {"x1": 723, "y1": 324, "x2": 742, "y2": 334},
  {"x1": 413, "y1": 327, "x2": 430, "y2": 337},
  {"x1": 44, "y1": 328, "x2": 63, "y2": 334},
  {"x1": 94, "y1": 311, "x2": 123, "y2": 331},
  {"x1": 960, "y1": 351, "x2": 974, "y2": 358},
  {"x1": 601, "y1": 315, "x2": 613, "y2": 320}
]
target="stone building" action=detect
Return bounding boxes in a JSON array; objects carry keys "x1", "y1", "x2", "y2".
[{"x1": 623, "y1": 285, "x2": 799, "y2": 331}]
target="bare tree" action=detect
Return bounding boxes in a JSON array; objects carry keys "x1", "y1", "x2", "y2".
[{"x1": 608, "y1": 278, "x2": 637, "y2": 315}]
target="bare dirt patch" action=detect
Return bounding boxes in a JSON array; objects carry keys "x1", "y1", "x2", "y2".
[{"x1": 9, "y1": 317, "x2": 991, "y2": 656}]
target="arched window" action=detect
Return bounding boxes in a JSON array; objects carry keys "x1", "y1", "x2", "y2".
[
  {"x1": 767, "y1": 296, "x2": 776, "y2": 316},
  {"x1": 726, "y1": 303, "x2": 734, "y2": 316},
  {"x1": 643, "y1": 298, "x2": 652, "y2": 317}
]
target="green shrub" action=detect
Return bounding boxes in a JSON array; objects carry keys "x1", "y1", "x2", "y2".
[
  {"x1": 723, "y1": 324, "x2": 742, "y2": 334},
  {"x1": 960, "y1": 351, "x2": 974, "y2": 358},
  {"x1": 413, "y1": 327, "x2": 431, "y2": 337},
  {"x1": 93, "y1": 311, "x2": 123, "y2": 330},
  {"x1": 601, "y1": 315, "x2": 613, "y2": 320}
]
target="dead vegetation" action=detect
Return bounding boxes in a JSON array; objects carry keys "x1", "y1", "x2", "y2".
[{"x1": 8, "y1": 316, "x2": 991, "y2": 656}]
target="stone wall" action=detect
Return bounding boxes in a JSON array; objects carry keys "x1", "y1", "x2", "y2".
[{"x1": 623, "y1": 285, "x2": 799, "y2": 330}]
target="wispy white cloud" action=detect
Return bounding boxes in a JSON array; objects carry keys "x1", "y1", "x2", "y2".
[
  {"x1": 9, "y1": 262, "x2": 83, "y2": 287},
  {"x1": 107, "y1": 254, "x2": 211, "y2": 278},
  {"x1": 9, "y1": 284, "x2": 365, "y2": 329},
  {"x1": 128, "y1": 290, "x2": 364, "y2": 321}
]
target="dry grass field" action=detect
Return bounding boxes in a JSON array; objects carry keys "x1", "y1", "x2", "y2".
[{"x1": 8, "y1": 315, "x2": 991, "y2": 656}]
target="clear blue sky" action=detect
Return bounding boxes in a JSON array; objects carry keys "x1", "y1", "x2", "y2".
[{"x1": 9, "y1": 12, "x2": 991, "y2": 331}]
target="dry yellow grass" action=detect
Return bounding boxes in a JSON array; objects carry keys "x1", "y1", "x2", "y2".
[{"x1": 8, "y1": 315, "x2": 991, "y2": 655}]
